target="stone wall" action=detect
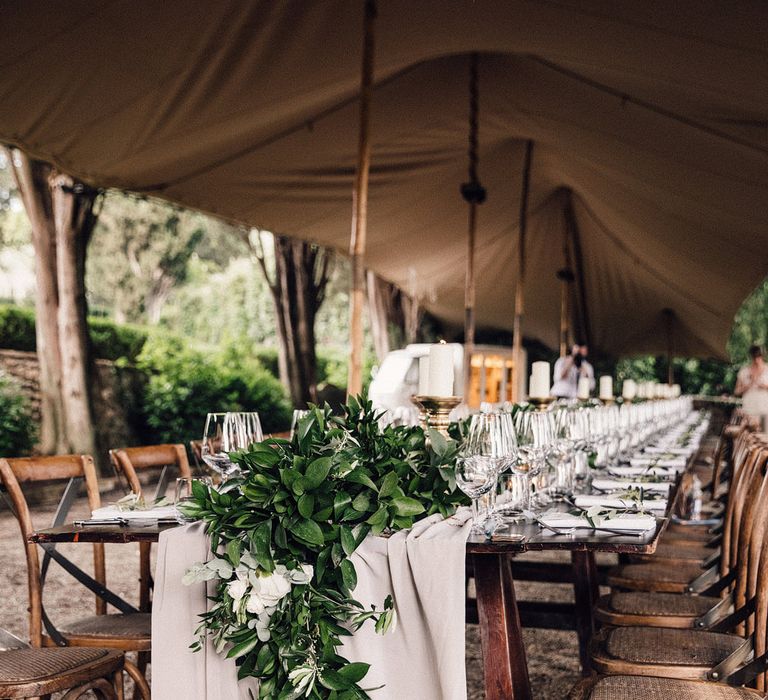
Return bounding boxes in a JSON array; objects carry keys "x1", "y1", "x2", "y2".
[{"x1": 0, "y1": 349, "x2": 146, "y2": 458}]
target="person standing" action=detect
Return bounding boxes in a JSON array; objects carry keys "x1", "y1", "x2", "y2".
[
  {"x1": 551, "y1": 343, "x2": 595, "y2": 399},
  {"x1": 735, "y1": 345, "x2": 768, "y2": 426}
]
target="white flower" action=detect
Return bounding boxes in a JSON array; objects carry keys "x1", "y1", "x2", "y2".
[
  {"x1": 253, "y1": 570, "x2": 292, "y2": 607},
  {"x1": 287, "y1": 563, "x2": 314, "y2": 585},
  {"x1": 227, "y1": 578, "x2": 248, "y2": 603},
  {"x1": 245, "y1": 591, "x2": 265, "y2": 615}
]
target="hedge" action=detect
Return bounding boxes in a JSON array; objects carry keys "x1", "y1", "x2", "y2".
[{"x1": 0, "y1": 372, "x2": 36, "y2": 456}]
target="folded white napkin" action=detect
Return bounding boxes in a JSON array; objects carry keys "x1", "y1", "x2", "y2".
[
  {"x1": 574, "y1": 494, "x2": 667, "y2": 512},
  {"x1": 615, "y1": 465, "x2": 677, "y2": 478},
  {"x1": 591, "y1": 478, "x2": 671, "y2": 494},
  {"x1": 91, "y1": 504, "x2": 178, "y2": 521},
  {"x1": 644, "y1": 447, "x2": 693, "y2": 456},
  {"x1": 629, "y1": 457, "x2": 686, "y2": 469},
  {"x1": 539, "y1": 510, "x2": 656, "y2": 532}
]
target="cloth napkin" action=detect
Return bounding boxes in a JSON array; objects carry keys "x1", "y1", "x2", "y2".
[
  {"x1": 574, "y1": 494, "x2": 668, "y2": 513},
  {"x1": 591, "y1": 478, "x2": 671, "y2": 494},
  {"x1": 644, "y1": 447, "x2": 694, "y2": 457},
  {"x1": 539, "y1": 510, "x2": 657, "y2": 532},
  {"x1": 152, "y1": 522, "x2": 259, "y2": 699},
  {"x1": 90, "y1": 504, "x2": 177, "y2": 521},
  {"x1": 152, "y1": 511, "x2": 473, "y2": 700},
  {"x1": 340, "y1": 509, "x2": 473, "y2": 700},
  {"x1": 609, "y1": 465, "x2": 676, "y2": 479},
  {"x1": 628, "y1": 457, "x2": 686, "y2": 470}
]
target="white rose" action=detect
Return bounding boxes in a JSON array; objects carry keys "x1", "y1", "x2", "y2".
[
  {"x1": 287, "y1": 563, "x2": 314, "y2": 585},
  {"x1": 253, "y1": 570, "x2": 292, "y2": 607},
  {"x1": 227, "y1": 578, "x2": 248, "y2": 603},
  {"x1": 245, "y1": 592, "x2": 265, "y2": 615}
]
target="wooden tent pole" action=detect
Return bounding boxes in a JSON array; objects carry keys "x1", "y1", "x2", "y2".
[
  {"x1": 346, "y1": 0, "x2": 376, "y2": 398},
  {"x1": 563, "y1": 189, "x2": 591, "y2": 349},
  {"x1": 557, "y1": 268, "x2": 574, "y2": 357},
  {"x1": 663, "y1": 308, "x2": 675, "y2": 384},
  {"x1": 511, "y1": 140, "x2": 533, "y2": 401},
  {"x1": 461, "y1": 53, "x2": 486, "y2": 399}
]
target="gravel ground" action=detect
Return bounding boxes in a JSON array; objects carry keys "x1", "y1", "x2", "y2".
[{"x1": 1, "y1": 489, "x2": 593, "y2": 699}]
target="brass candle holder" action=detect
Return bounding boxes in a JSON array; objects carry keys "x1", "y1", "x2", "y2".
[
  {"x1": 411, "y1": 395, "x2": 462, "y2": 437},
  {"x1": 528, "y1": 396, "x2": 555, "y2": 411},
  {"x1": 600, "y1": 397, "x2": 616, "y2": 405}
]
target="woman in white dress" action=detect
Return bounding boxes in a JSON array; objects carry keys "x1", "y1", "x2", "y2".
[{"x1": 735, "y1": 345, "x2": 768, "y2": 426}]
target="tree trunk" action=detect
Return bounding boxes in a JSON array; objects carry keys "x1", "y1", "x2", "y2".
[
  {"x1": 367, "y1": 270, "x2": 391, "y2": 362},
  {"x1": 8, "y1": 149, "x2": 100, "y2": 457},
  {"x1": 366, "y1": 271, "x2": 421, "y2": 362},
  {"x1": 9, "y1": 153, "x2": 66, "y2": 453}
]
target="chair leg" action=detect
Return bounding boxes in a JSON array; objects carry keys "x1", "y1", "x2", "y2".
[
  {"x1": 62, "y1": 678, "x2": 118, "y2": 699},
  {"x1": 114, "y1": 664, "x2": 126, "y2": 700},
  {"x1": 124, "y1": 658, "x2": 151, "y2": 700}
]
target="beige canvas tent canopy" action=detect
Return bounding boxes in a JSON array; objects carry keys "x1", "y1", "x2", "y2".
[{"x1": 1, "y1": 0, "x2": 767, "y2": 359}]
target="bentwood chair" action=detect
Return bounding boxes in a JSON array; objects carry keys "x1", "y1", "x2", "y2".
[
  {"x1": 606, "y1": 434, "x2": 765, "y2": 594},
  {"x1": 595, "y1": 444, "x2": 768, "y2": 632},
  {"x1": 0, "y1": 635, "x2": 124, "y2": 699},
  {"x1": 570, "y1": 520, "x2": 768, "y2": 699},
  {"x1": 0, "y1": 456, "x2": 151, "y2": 699}
]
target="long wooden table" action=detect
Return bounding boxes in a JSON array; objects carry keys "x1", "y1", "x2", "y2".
[{"x1": 30, "y1": 514, "x2": 667, "y2": 700}]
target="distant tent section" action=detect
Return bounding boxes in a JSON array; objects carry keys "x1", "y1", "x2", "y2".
[{"x1": 1, "y1": 1, "x2": 767, "y2": 359}]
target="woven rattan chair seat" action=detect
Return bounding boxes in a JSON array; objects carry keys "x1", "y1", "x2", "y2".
[
  {"x1": 0, "y1": 647, "x2": 111, "y2": 684},
  {"x1": 609, "y1": 560, "x2": 704, "y2": 584},
  {"x1": 605, "y1": 627, "x2": 743, "y2": 666},
  {"x1": 574, "y1": 675, "x2": 764, "y2": 700},
  {"x1": 58, "y1": 613, "x2": 151, "y2": 640},
  {"x1": 645, "y1": 542, "x2": 714, "y2": 561},
  {"x1": 607, "y1": 591, "x2": 716, "y2": 617}
]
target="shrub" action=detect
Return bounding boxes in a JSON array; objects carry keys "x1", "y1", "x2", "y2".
[
  {"x1": 0, "y1": 304, "x2": 149, "y2": 363},
  {"x1": 136, "y1": 335, "x2": 291, "y2": 444},
  {"x1": 0, "y1": 372, "x2": 36, "y2": 456}
]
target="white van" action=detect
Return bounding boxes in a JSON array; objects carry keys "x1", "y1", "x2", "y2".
[{"x1": 368, "y1": 343, "x2": 527, "y2": 413}]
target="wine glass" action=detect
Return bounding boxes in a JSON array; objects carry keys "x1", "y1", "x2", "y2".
[
  {"x1": 201, "y1": 412, "x2": 261, "y2": 480},
  {"x1": 456, "y1": 412, "x2": 510, "y2": 533},
  {"x1": 515, "y1": 408, "x2": 555, "y2": 511},
  {"x1": 290, "y1": 409, "x2": 310, "y2": 439}
]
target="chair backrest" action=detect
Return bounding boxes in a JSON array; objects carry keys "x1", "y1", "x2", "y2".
[
  {"x1": 109, "y1": 444, "x2": 191, "y2": 498},
  {"x1": 0, "y1": 455, "x2": 105, "y2": 647}
]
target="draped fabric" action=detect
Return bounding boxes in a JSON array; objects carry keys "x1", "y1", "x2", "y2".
[{"x1": 2, "y1": 1, "x2": 767, "y2": 357}]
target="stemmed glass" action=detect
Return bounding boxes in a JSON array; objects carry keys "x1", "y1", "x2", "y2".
[
  {"x1": 456, "y1": 412, "x2": 512, "y2": 533},
  {"x1": 515, "y1": 408, "x2": 556, "y2": 511},
  {"x1": 201, "y1": 411, "x2": 262, "y2": 480}
]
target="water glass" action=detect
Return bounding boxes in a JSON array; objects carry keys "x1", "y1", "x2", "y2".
[
  {"x1": 174, "y1": 476, "x2": 212, "y2": 523},
  {"x1": 290, "y1": 409, "x2": 310, "y2": 439}
]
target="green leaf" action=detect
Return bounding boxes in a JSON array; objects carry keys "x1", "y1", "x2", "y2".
[
  {"x1": 297, "y1": 493, "x2": 315, "y2": 518},
  {"x1": 226, "y1": 538, "x2": 241, "y2": 567},
  {"x1": 304, "y1": 456, "x2": 332, "y2": 489},
  {"x1": 291, "y1": 517, "x2": 325, "y2": 547},
  {"x1": 378, "y1": 471, "x2": 399, "y2": 499},
  {"x1": 391, "y1": 496, "x2": 425, "y2": 517},
  {"x1": 365, "y1": 506, "x2": 388, "y2": 530},
  {"x1": 340, "y1": 525, "x2": 357, "y2": 556},
  {"x1": 226, "y1": 634, "x2": 260, "y2": 659},
  {"x1": 345, "y1": 469, "x2": 378, "y2": 492},
  {"x1": 338, "y1": 662, "x2": 370, "y2": 684},
  {"x1": 428, "y1": 428, "x2": 449, "y2": 457},
  {"x1": 351, "y1": 492, "x2": 370, "y2": 512},
  {"x1": 339, "y1": 559, "x2": 358, "y2": 591},
  {"x1": 333, "y1": 492, "x2": 352, "y2": 518},
  {"x1": 319, "y1": 669, "x2": 352, "y2": 691},
  {"x1": 250, "y1": 520, "x2": 274, "y2": 572},
  {"x1": 191, "y1": 478, "x2": 209, "y2": 500}
]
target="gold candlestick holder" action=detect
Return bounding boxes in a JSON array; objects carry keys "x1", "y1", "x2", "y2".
[
  {"x1": 528, "y1": 396, "x2": 555, "y2": 411},
  {"x1": 601, "y1": 397, "x2": 616, "y2": 405},
  {"x1": 411, "y1": 395, "x2": 462, "y2": 437}
]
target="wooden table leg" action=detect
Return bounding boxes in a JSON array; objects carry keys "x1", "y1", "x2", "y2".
[
  {"x1": 473, "y1": 553, "x2": 532, "y2": 700},
  {"x1": 571, "y1": 550, "x2": 599, "y2": 676}
]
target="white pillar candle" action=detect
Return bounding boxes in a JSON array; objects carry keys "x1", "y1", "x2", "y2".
[
  {"x1": 427, "y1": 342, "x2": 454, "y2": 396},
  {"x1": 577, "y1": 376, "x2": 591, "y2": 400},
  {"x1": 622, "y1": 379, "x2": 637, "y2": 400},
  {"x1": 599, "y1": 375, "x2": 613, "y2": 400},
  {"x1": 672, "y1": 383, "x2": 681, "y2": 397},
  {"x1": 529, "y1": 360, "x2": 550, "y2": 398},
  {"x1": 418, "y1": 355, "x2": 430, "y2": 395}
]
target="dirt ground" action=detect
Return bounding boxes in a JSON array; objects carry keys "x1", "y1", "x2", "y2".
[{"x1": 1, "y1": 488, "x2": 594, "y2": 699}]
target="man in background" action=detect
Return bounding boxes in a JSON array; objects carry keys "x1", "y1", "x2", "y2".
[{"x1": 551, "y1": 343, "x2": 595, "y2": 399}]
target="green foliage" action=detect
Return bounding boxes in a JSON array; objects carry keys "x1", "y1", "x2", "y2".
[
  {"x1": 136, "y1": 334, "x2": 291, "y2": 442},
  {"x1": 615, "y1": 355, "x2": 737, "y2": 396},
  {"x1": 729, "y1": 277, "x2": 768, "y2": 366},
  {"x1": 0, "y1": 304, "x2": 149, "y2": 362},
  {"x1": 186, "y1": 398, "x2": 467, "y2": 698},
  {"x1": 0, "y1": 372, "x2": 36, "y2": 456}
]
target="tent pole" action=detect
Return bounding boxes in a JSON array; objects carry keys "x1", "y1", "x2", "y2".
[
  {"x1": 346, "y1": 0, "x2": 376, "y2": 399},
  {"x1": 511, "y1": 140, "x2": 533, "y2": 401},
  {"x1": 563, "y1": 189, "x2": 591, "y2": 349},
  {"x1": 557, "y1": 268, "x2": 574, "y2": 357},
  {"x1": 461, "y1": 53, "x2": 486, "y2": 400},
  {"x1": 663, "y1": 308, "x2": 674, "y2": 384}
]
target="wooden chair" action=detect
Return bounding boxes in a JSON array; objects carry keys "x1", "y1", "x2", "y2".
[
  {"x1": 0, "y1": 642, "x2": 124, "y2": 699},
  {"x1": 0, "y1": 456, "x2": 151, "y2": 699},
  {"x1": 606, "y1": 436, "x2": 765, "y2": 594},
  {"x1": 570, "y1": 514, "x2": 768, "y2": 699},
  {"x1": 109, "y1": 444, "x2": 191, "y2": 502},
  {"x1": 587, "y1": 449, "x2": 768, "y2": 681}
]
